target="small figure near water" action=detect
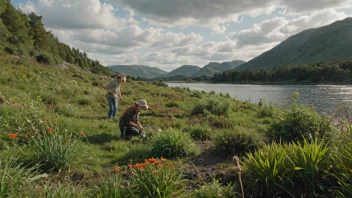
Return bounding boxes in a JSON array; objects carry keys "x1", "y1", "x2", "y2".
[
  {"x1": 105, "y1": 74, "x2": 126, "y2": 119},
  {"x1": 119, "y1": 99, "x2": 149, "y2": 140}
]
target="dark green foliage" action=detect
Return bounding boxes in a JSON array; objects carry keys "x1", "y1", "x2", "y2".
[
  {"x1": 213, "y1": 60, "x2": 352, "y2": 84},
  {"x1": 267, "y1": 92, "x2": 333, "y2": 142},
  {"x1": 165, "y1": 101, "x2": 179, "y2": 108},
  {"x1": 36, "y1": 53, "x2": 57, "y2": 65},
  {"x1": 191, "y1": 96, "x2": 230, "y2": 116},
  {"x1": 214, "y1": 128, "x2": 263, "y2": 157}
]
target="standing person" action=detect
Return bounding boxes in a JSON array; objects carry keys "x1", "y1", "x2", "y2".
[
  {"x1": 105, "y1": 74, "x2": 126, "y2": 119},
  {"x1": 119, "y1": 99, "x2": 149, "y2": 140}
]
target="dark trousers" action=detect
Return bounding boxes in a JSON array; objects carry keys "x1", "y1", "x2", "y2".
[{"x1": 119, "y1": 125, "x2": 143, "y2": 139}]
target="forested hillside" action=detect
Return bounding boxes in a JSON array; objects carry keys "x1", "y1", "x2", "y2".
[
  {"x1": 0, "y1": 0, "x2": 112, "y2": 75},
  {"x1": 212, "y1": 60, "x2": 352, "y2": 84}
]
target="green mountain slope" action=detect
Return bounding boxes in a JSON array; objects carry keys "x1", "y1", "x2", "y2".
[
  {"x1": 109, "y1": 65, "x2": 167, "y2": 78},
  {"x1": 237, "y1": 17, "x2": 352, "y2": 70},
  {"x1": 166, "y1": 65, "x2": 201, "y2": 76},
  {"x1": 193, "y1": 60, "x2": 246, "y2": 76}
]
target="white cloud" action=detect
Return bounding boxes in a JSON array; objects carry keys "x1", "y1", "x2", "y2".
[
  {"x1": 212, "y1": 25, "x2": 227, "y2": 34},
  {"x1": 230, "y1": 10, "x2": 350, "y2": 47},
  {"x1": 20, "y1": 0, "x2": 125, "y2": 29}
]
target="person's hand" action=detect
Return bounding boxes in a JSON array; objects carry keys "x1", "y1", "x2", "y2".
[
  {"x1": 138, "y1": 125, "x2": 144, "y2": 131},
  {"x1": 113, "y1": 94, "x2": 119, "y2": 99}
]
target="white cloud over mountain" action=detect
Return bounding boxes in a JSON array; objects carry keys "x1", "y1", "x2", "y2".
[{"x1": 18, "y1": 0, "x2": 352, "y2": 70}]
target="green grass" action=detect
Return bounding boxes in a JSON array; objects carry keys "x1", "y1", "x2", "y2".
[{"x1": 0, "y1": 54, "x2": 349, "y2": 197}]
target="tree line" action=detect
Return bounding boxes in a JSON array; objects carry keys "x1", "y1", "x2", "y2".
[
  {"x1": 0, "y1": 0, "x2": 113, "y2": 75},
  {"x1": 211, "y1": 60, "x2": 352, "y2": 84}
]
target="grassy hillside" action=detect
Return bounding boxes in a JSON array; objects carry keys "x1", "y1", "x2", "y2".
[
  {"x1": 194, "y1": 60, "x2": 246, "y2": 76},
  {"x1": 1, "y1": 53, "x2": 351, "y2": 197},
  {"x1": 237, "y1": 17, "x2": 352, "y2": 70},
  {"x1": 109, "y1": 65, "x2": 167, "y2": 78}
]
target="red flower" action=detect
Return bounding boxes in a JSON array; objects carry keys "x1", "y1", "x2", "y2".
[
  {"x1": 47, "y1": 127, "x2": 53, "y2": 133},
  {"x1": 114, "y1": 167, "x2": 121, "y2": 173},
  {"x1": 79, "y1": 131, "x2": 83, "y2": 136},
  {"x1": 8, "y1": 133, "x2": 18, "y2": 139}
]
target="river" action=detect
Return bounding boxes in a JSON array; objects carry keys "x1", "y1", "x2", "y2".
[{"x1": 167, "y1": 83, "x2": 352, "y2": 115}]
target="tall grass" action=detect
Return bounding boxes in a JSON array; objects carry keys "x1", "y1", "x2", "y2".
[
  {"x1": 151, "y1": 128, "x2": 199, "y2": 158},
  {"x1": 96, "y1": 174, "x2": 131, "y2": 198}
]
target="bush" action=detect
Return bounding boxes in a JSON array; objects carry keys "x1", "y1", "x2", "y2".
[
  {"x1": 129, "y1": 157, "x2": 184, "y2": 198},
  {"x1": 188, "y1": 124, "x2": 212, "y2": 140},
  {"x1": 36, "y1": 53, "x2": 56, "y2": 65},
  {"x1": 267, "y1": 92, "x2": 333, "y2": 142},
  {"x1": 191, "y1": 95, "x2": 230, "y2": 116},
  {"x1": 214, "y1": 128, "x2": 263, "y2": 157},
  {"x1": 77, "y1": 98, "x2": 91, "y2": 105},
  {"x1": 242, "y1": 142, "x2": 289, "y2": 197},
  {"x1": 193, "y1": 179, "x2": 238, "y2": 198},
  {"x1": 165, "y1": 101, "x2": 180, "y2": 108},
  {"x1": 151, "y1": 128, "x2": 199, "y2": 158},
  {"x1": 285, "y1": 139, "x2": 330, "y2": 197},
  {"x1": 27, "y1": 131, "x2": 80, "y2": 172}
]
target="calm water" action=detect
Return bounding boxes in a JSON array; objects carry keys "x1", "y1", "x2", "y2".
[{"x1": 167, "y1": 83, "x2": 352, "y2": 115}]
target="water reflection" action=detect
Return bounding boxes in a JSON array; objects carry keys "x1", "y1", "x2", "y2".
[{"x1": 167, "y1": 83, "x2": 352, "y2": 115}]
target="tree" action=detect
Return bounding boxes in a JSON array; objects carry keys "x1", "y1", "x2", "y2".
[{"x1": 28, "y1": 12, "x2": 47, "y2": 51}]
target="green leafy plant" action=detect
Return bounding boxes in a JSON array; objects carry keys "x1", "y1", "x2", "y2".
[
  {"x1": 27, "y1": 130, "x2": 80, "y2": 172},
  {"x1": 191, "y1": 95, "x2": 230, "y2": 116},
  {"x1": 214, "y1": 128, "x2": 263, "y2": 157},
  {"x1": 96, "y1": 173, "x2": 131, "y2": 198},
  {"x1": 129, "y1": 157, "x2": 184, "y2": 198},
  {"x1": 188, "y1": 123, "x2": 212, "y2": 140},
  {"x1": 242, "y1": 142, "x2": 289, "y2": 197},
  {"x1": 151, "y1": 128, "x2": 199, "y2": 158},
  {"x1": 42, "y1": 183, "x2": 89, "y2": 198},
  {"x1": 193, "y1": 179, "x2": 238, "y2": 198},
  {"x1": 0, "y1": 158, "x2": 45, "y2": 197},
  {"x1": 267, "y1": 92, "x2": 332, "y2": 142}
]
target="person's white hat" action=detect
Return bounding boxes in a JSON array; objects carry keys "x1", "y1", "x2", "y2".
[{"x1": 136, "y1": 99, "x2": 149, "y2": 109}]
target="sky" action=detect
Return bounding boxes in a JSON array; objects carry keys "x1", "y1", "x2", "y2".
[{"x1": 11, "y1": 0, "x2": 352, "y2": 71}]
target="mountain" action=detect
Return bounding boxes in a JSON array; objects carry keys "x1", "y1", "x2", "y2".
[
  {"x1": 166, "y1": 65, "x2": 201, "y2": 76},
  {"x1": 237, "y1": 17, "x2": 352, "y2": 70},
  {"x1": 193, "y1": 60, "x2": 246, "y2": 76},
  {"x1": 109, "y1": 65, "x2": 167, "y2": 78}
]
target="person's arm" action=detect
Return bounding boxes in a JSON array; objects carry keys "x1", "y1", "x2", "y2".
[
  {"x1": 117, "y1": 87, "x2": 122, "y2": 99},
  {"x1": 126, "y1": 110, "x2": 143, "y2": 130}
]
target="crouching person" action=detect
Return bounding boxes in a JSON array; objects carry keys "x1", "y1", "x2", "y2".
[{"x1": 119, "y1": 99, "x2": 149, "y2": 140}]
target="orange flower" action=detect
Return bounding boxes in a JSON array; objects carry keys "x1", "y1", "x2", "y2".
[
  {"x1": 79, "y1": 131, "x2": 84, "y2": 136},
  {"x1": 8, "y1": 133, "x2": 18, "y2": 139},
  {"x1": 114, "y1": 167, "x2": 121, "y2": 173},
  {"x1": 152, "y1": 170, "x2": 158, "y2": 175},
  {"x1": 160, "y1": 157, "x2": 167, "y2": 163},
  {"x1": 220, "y1": 115, "x2": 224, "y2": 119},
  {"x1": 148, "y1": 157, "x2": 157, "y2": 164},
  {"x1": 158, "y1": 164, "x2": 164, "y2": 168},
  {"x1": 168, "y1": 162, "x2": 174, "y2": 167},
  {"x1": 128, "y1": 164, "x2": 133, "y2": 169},
  {"x1": 47, "y1": 127, "x2": 53, "y2": 133}
]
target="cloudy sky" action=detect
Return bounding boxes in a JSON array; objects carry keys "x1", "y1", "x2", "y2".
[{"x1": 12, "y1": 0, "x2": 352, "y2": 71}]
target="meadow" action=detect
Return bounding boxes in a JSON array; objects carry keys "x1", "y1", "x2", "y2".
[{"x1": 0, "y1": 53, "x2": 351, "y2": 197}]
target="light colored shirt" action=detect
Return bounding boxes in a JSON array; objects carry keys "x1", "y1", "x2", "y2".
[{"x1": 105, "y1": 78, "x2": 121, "y2": 98}]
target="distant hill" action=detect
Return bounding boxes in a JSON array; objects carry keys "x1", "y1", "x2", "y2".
[
  {"x1": 109, "y1": 65, "x2": 167, "y2": 78},
  {"x1": 193, "y1": 60, "x2": 246, "y2": 76},
  {"x1": 166, "y1": 65, "x2": 201, "y2": 76},
  {"x1": 237, "y1": 17, "x2": 352, "y2": 70}
]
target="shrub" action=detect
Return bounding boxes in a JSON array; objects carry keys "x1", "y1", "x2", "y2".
[
  {"x1": 242, "y1": 142, "x2": 289, "y2": 197},
  {"x1": 214, "y1": 128, "x2": 263, "y2": 157},
  {"x1": 193, "y1": 179, "x2": 238, "y2": 198},
  {"x1": 267, "y1": 92, "x2": 333, "y2": 142},
  {"x1": 151, "y1": 128, "x2": 199, "y2": 158},
  {"x1": 188, "y1": 124, "x2": 212, "y2": 140},
  {"x1": 129, "y1": 157, "x2": 184, "y2": 198},
  {"x1": 0, "y1": 158, "x2": 44, "y2": 197},
  {"x1": 165, "y1": 101, "x2": 180, "y2": 108},
  {"x1": 191, "y1": 95, "x2": 230, "y2": 116},
  {"x1": 77, "y1": 98, "x2": 91, "y2": 105},
  {"x1": 27, "y1": 131, "x2": 80, "y2": 172},
  {"x1": 285, "y1": 139, "x2": 329, "y2": 197},
  {"x1": 36, "y1": 53, "x2": 56, "y2": 65}
]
